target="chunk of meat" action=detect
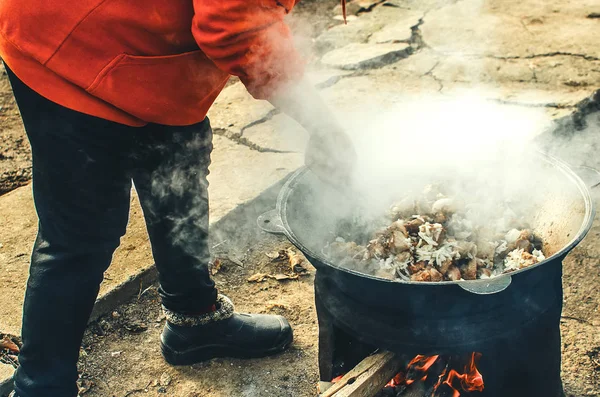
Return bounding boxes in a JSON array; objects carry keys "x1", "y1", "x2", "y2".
[
  {"x1": 405, "y1": 218, "x2": 425, "y2": 234},
  {"x1": 395, "y1": 251, "x2": 413, "y2": 264},
  {"x1": 438, "y1": 259, "x2": 453, "y2": 275},
  {"x1": 428, "y1": 267, "x2": 443, "y2": 282},
  {"x1": 367, "y1": 238, "x2": 386, "y2": 258},
  {"x1": 388, "y1": 220, "x2": 409, "y2": 237},
  {"x1": 460, "y1": 258, "x2": 478, "y2": 280},
  {"x1": 515, "y1": 239, "x2": 532, "y2": 251},
  {"x1": 391, "y1": 230, "x2": 412, "y2": 253},
  {"x1": 411, "y1": 270, "x2": 431, "y2": 282},
  {"x1": 408, "y1": 261, "x2": 426, "y2": 275},
  {"x1": 411, "y1": 266, "x2": 443, "y2": 282},
  {"x1": 434, "y1": 212, "x2": 447, "y2": 224},
  {"x1": 446, "y1": 265, "x2": 462, "y2": 281}
]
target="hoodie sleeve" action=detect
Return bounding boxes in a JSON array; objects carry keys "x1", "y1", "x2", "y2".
[{"x1": 192, "y1": 0, "x2": 304, "y2": 100}]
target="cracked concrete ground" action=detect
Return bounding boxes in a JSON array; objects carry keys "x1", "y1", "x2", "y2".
[{"x1": 1, "y1": 0, "x2": 600, "y2": 395}]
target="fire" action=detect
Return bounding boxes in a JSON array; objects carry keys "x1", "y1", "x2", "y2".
[
  {"x1": 443, "y1": 353, "x2": 484, "y2": 394},
  {"x1": 331, "y1": 375, "x2": 344, "y2": 383},
  {"x1": 409, "y1": 355, "x2": 440, "y2": 372},
  {"x1": 386, "y1": 372, "x2": 405, "y2": 388},
  {"x1": 404, "y1": 354, "x2": 440, "y2": 385},
  {"x1": 384, "y1": 352, "x2": 484, "y2": 396}
]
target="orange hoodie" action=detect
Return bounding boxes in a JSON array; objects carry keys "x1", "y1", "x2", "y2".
[{"x1": 0, "y1": 0, "x2": 305, "y2": 126}]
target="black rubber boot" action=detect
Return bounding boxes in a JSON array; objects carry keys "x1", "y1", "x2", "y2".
[{"x1": 160, "y1": 295, "x2": 293, "y2": 365}]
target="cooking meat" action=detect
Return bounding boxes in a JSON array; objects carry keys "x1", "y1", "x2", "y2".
[
  {"x1": 432, "y1": 197, "x2": 456, "y2": 214},
  {"x1": 460, "y1": 258, "x2": 478, "y2": 280},
  {"x1": 411, "y1": 266, "x2": 443, "y2": 282},
  {"x1": 446, "y1": 265, "x2": 462, "y2": 281},
  {"x1": 324, "y1": 184, "x2": 546, "y2": 283},
  {"x1": 391, "y1": 231, "x2": 412, "y2": 253},
  {"x1": 405, "y1": 217, "x2": 425, "y2": 234},
  {"x1": 478, "y1": 268, "x2": 492, "y2": 278}
]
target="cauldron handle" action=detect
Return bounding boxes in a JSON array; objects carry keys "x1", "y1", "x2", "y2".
[
  {"x1": 257, "y1": 209, "x2": 286, "y2": 235},
  {"x1": 458, "y1": 276, "x2": 512, "y2": 294}
]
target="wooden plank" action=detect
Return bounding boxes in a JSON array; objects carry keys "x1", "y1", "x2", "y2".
[
  {"x1": 318, "y1": 381, "x2": 335, "y2": 394},
  {"x1": 321, "y1": 351, "x2": 402, "y2": 397}
]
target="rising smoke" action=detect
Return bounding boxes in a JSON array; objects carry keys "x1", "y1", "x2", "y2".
[
  {"x1": 144, "y1": 0, "x2": 599, "y2": 268},
  {"x1": 273, "y1": 0, "x2": 599, "y2": 263}
]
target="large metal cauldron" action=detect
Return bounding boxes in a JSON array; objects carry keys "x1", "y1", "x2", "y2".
[{"x1": 259, "y1": 152, "x2": 595, "y2": 310}]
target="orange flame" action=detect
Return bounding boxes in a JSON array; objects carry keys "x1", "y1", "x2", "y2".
[
  {"x1": 409, "y1": 354, "x2": 440, "y2": 372},
  {"x1": 334, "y1": 353, "x2": 483, "y2": 396},
  {"x1": 385, "y1": 372, "x2": 405, "y2": 388},
  {"x1": 439, "y1": 353, "x2": 484, "y2": 394},
  {"x1": 433, "y1": 365, "x2": 449, "y2": 391},
  {"x1": 331, "y1": 375, "x2": 344, "y2": 383},
  {"x1": 405, "y1": 354, "x2": 439, "y2": 385},
  {"x1": 380, "y1": 352, "x2": 484, "y2": 396}
]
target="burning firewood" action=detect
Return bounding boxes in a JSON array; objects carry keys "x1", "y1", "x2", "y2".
[
  {"x1": 320, "y1": 351, "x2": 403, "y2": 397},
  {"x1": 323, "y1": 352, "x2": 485, "y2": 397}
]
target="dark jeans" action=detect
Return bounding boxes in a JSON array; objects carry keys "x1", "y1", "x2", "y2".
[{"x1": 6, "y1": 67, "x2": 218, "y2": 397}]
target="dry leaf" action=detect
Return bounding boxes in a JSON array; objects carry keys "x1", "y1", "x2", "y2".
[
  {"x1": 286, "y1": 248, "x2": 307, "y2": 273},
  {"x1": 265, "y1": 251, "x2": 280, "y2": 260},
  {"x1": 273, "y1": 273, "x2": 299, "y2": 281},
  {"x1": 159, "y1": 372, "x2": 172, "y2": 386},
  {"x1": 0, "y1": 336, "x2": 20, "y2": 354},
  {"x1": 266, "y1": 303, "x2": 289, "y2": 311},
  {"x1": 248, "y1": 272, "x2": 300, "y2": 282},
  {"x1": 210, "y1": 258, "x2": 222, "y2": 276},
  {"x1": 267, "y1": 250, "x2": 289, "y2": 261},
  {"x1": 247, "y1": 273, "x2": 268, "y2": 283},
  {"x1": 77, "y1": 379, "x2": 95, "y2": 395},
  {"x1": 124, "y1": 320, "x2": 148, "y2": 333}
]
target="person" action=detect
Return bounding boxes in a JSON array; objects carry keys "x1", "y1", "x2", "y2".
[{"x1": 0, "y1": 1, "x2": 354, "y2": 396}]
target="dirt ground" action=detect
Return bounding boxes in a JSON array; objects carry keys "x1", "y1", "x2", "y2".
[
  {"x1": 76, "y1": 235, "x2": 320, "y2": 397},
  {"x1": 1, "y1": 0, "x2": 600, "y2": 396},
  {"x1": 0, "y1": 66, "x2": 30, "y2": 196}
]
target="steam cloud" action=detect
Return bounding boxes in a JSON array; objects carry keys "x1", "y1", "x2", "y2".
[{"x1": 142, "y1": 1, "x2": 599, "y2": 268}]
